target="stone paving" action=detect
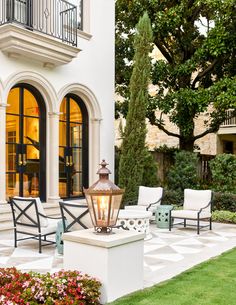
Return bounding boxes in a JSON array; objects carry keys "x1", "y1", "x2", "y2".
[{"x1": 1, "y1": 222, "x2": 236, "y2": 288}]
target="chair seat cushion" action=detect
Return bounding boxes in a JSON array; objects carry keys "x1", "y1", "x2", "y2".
[
  {"x1": 17, "y1": 219, "x2": 58, "y2": 235},
  {"x1": 171, "y1": 209, "x2": 211, "y2": 219},
  {"x1": 125, "y1": 205, "x2": 157, "y2": 213}
]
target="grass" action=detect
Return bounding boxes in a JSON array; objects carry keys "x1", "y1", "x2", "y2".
[{"x1": 108, "y1": 248, "x2": 236, "y2": 305}]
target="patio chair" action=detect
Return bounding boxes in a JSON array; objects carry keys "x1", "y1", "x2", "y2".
[
  {"x1": 124, "y1": 186, "x2": 163, "y2": 220},
  {"x1": 169, "y1": 189, "x2": 213, "y2": 234},
  {"x1": 9, "y1": 197, "x2": 59, "y2": 253},
  {"x1": 59, "y1": 201, "x2": 93, "y2": 233}
]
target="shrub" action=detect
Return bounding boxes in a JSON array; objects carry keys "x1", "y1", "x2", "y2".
[
  {"x1": 212, "y1": 210, "x2": 236, "y2": 224},
  {"x1": 212, "y1": 192, "x2": 236, "y2": 212},
  {"x1": 162, "y1": 189, "x2": 183, "y2": 206},
  {"x1": 142, "y1": 150, "x2": 159, "y2": 187},
  {"x1": 0, "y1": 268, "x2": 101, "y2": 305},
  {"x1": 167, "y1": 151, "x2": 200, "y2": 192},
  {"x1": 210, "y1": 154, "x2": 236, "y2": 193}
]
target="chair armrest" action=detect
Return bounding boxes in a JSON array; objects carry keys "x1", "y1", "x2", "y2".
[
  {"x1": 38, "y1": 212, "x2": 61, "y2": 220},
  {"x1": 198, "y1": 200, "x2": 212, "y2": 214},
  {"x1": 146, "y1": 198, "x2": 162, "y2": 210}
]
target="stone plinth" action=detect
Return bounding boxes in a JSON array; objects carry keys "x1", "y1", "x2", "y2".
[{"x1": 63, "y1": 228, "x2": 145, "y2": 304}]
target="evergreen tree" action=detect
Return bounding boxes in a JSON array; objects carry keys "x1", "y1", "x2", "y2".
[{"x1": 118, "y1": 12, "x2": 154, "y2": 203}]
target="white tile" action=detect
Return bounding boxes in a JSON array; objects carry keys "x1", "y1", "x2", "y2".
[
  {"x1": 0, "y1": 257, "x2": 9, "y2": 264},
  {"x1": 173, "y1": 238, "x2": 204, "y2": 246},
  {"x1": 17, "y1": 257, "x2": 53, "y2": 270},
  {"x1": 171, "y1": 245, "x2": 202, "y2": 254},
  {"x1": 144, "y1": 244, "x2": 166, "y2": 254},
  {"x1": 146, "y1": 253, "x2": 184, "y2": 262},
  {"x1": 11, "y1": 248, "x2": 49, "y2": 258}
]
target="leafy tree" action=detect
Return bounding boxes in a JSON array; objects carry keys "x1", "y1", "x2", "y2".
[
  {"x1": 118, "y1": 12, "x2": 155, "y2": 203},
  {"x1": 116, "y1": 0, "x2": 236, "y2": 151}
]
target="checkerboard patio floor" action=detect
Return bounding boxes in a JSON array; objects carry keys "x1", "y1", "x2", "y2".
[{"x1": 1, "y1": 222, "x2": 236, "y2": 287}]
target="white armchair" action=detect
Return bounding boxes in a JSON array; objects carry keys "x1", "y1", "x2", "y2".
[
  {"x1": 10, "y1": 197, "x2": 59, "y2": 253},
  {"x1": 169, "y1": 189, "x2": 213, "y2": 234},
  {"x1": 125, "y1": 186, "x2": 163, "y2": 219}
]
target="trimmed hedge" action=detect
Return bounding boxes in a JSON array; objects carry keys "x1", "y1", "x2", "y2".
[{"x1": 212, "y1": 210, "x2": 236, "y2": 224}]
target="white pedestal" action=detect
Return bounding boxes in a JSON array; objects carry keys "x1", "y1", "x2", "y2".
[{"x1": 63, "y1": 228, "x2": 145, "y2": 304}]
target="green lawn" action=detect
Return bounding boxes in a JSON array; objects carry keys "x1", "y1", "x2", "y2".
[{"x1": 108, "y1": 248, "x2": 236, "y2": 305}]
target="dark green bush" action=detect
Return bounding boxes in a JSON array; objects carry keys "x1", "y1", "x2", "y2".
[
  {"x1": 212, "y1": 192, "x2": 236, "y2": 212},
  {"x1": 212, "y1": 210, "x2": 236, "y2": 224},
  {"x1": 142, "y1": 150, "x2": 159, "y2": 187},
  {"x1": 210, "y1": 154, "x2": 236, "y2": 193},
  {"x1": 167, "y1": 151, "x2": 200, "y2": 192},
  {"x1": 162, "y1": 189, "x2": 183, "y2": 206}
]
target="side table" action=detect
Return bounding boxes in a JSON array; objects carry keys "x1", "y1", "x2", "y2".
[{"x1": 156, "y1": 205, "x2": 173, "y2": 229}]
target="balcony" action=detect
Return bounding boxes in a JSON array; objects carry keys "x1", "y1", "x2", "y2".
[
  {"x1": 218, "y1": 110, "x2": 236, "y2": 135},
  {"x1": 0, "y1": 0, "x2": 83, "y2": 66}
]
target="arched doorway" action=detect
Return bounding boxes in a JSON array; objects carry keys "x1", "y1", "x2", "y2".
[
  {"x1": 6, "y1": 84, "x2": 46, "y2": 201},
  {"x1": 59, "y1": 94, "x2": 88, "y2": 198}
]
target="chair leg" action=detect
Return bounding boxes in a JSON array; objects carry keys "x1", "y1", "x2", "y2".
[
  {"x1": 210, "y1": 217, "x2": 212, "y2": 230},
  {"x1": 169, "y1": 214, "x2": 172, "y2": 231},
  {"x1": 39, "y1": 235, "x2": 42, "y2": 254},
  {"x1": 197, "y1": 217, "x2": 200, "y2": 235},
  {"x1": 14, "y1": 228, "x2": 17, "y2": 248},
  {"x1": 184, "y1": 219, "x2": 186, "y2": 227}
]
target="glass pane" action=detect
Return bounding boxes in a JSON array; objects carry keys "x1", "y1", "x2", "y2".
[
  {"x1": 6, "y1": 173, "x2": 19, "y2": 199},
  {"x1": 60, "y1": 98, "x2": 67, "y2": 121},
  {"x1": 6, "y1": 144, "x2": 16, "y2": 171},
  {"x1": 24, "y1": 88, "x2": 40, "y2": 117},
  {"x1": 6, "y1": 115, "x2": 19, "y2": 143},
  {"x1": 25, "y1": 145, "x2": 39, "y2": 170},
  {"x1": 70, "y1": 172, "x2": 82, "y2": 197},
  {"x1": 7, "y1": 88, "x2": 19, "y2": 115},
  {"x1": 24, "y1": 117, "x2": 39, "y2": 144},
  {"x1": 23, "y1": 173, "x2": 39, "y2": 198},
  {"x1": 59, "y1": 147, "x2": 65, "y2": 173},
  {"x1": 70, "y1": 123, "x2": 82, "y2": 147},
  {"x1": 72, "y1": 148, "x2": 82, "y2": 171},
  {"x1": 70, "y1": 98, "x2": 82, "y2": 123},
  {"x1": 59, "y1": 121, "x2": 67, "y2": 146}
]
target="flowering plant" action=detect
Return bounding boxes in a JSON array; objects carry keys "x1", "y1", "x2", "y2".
[{"x1": 0, "y1": 268, "x2": 101, "y2": 305}]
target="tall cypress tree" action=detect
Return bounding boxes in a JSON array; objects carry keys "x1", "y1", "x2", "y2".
[{"x1": 118, "y1": 12, "x2": 153, "y2": 203}]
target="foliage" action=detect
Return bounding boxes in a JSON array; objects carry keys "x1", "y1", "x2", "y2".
[
  {"x1": 212, "y1": 192, "x2": 236, "y2": 212},
  {"x1": 118, "y1": 12, "x2": 154, "y2": 203},
  {"x1": 161, "y1": 189, "x2": 183, "y2": 206},
  {"x1": 209, "y1": 153, "x2": 236, "y2": 193},
  {"x1": 212, "y1": 210, "x2": 236, "y2": 224},
  {"x1": 109, "y1": 248, "x2": 236, "y2": 305},
  {"x1": 154, "y1": 145, "x2": 180, "y2": 155},
  {"x1": 0, "y1": 268, "x2": 101, "y2": 305},
  {"x1": 116, "y1": 0, "x2": 236, "y2": 151},
  {"x1": 142, "y1": 150, "x2": 159, "y2": 187},
  {"x1": 167, "y1": 151, "x2": 200, "y2": 192}
]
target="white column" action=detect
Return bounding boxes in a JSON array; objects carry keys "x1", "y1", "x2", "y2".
[
  {"x1": 48, "y1": 112, "x2": 60, "y2": 204},
  {"x1": 90, "y1": 118, "x2": 101, "y2": 184},
  {"x1": 0, "y1": 103, "x2": 7, "y2": 204}
]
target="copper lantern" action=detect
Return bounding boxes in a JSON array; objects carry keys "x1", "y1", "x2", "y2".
[{"x1": 84, "y1": 160, "x2": 124, "y2": 234}]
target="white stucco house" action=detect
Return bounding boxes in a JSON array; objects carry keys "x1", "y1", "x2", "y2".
[{"x1": 0, "y1": 0, "x2": 115, "y2": 227}]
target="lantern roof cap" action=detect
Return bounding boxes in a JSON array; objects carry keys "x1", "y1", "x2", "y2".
[{"x1": 96, "y1": 160, "x2": 111, "y2": 175}]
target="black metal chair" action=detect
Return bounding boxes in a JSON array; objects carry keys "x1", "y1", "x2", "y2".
[
  {"x1": 10, "y1": 197, "x2": 59, "y2": 253},
  {"x1": 59, "y1": 201, "x2": 93, "y2": 233}
]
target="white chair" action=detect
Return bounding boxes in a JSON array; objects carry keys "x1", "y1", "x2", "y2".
[
  {"x1": 125, "y1": 186, "x2": 163, "y2": 219},
  {"x1": 169, "y1": 189, "x2": 213, "y2": 234},
  {"x1": 10, "y1": 197, "x2": 59, "y2": 253}
]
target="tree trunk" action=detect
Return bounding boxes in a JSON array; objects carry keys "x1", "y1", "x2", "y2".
[{"x1": 179, "y1": 137, "x2": 195, "y2": 151}]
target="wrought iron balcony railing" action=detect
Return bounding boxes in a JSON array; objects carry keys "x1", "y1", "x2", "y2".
[
  {"x1": 221, "y1": 109, "x2": 236, "y2": 127},
  {"x1": 0, "y1": 0, "x2": 83, "y2": 47}
]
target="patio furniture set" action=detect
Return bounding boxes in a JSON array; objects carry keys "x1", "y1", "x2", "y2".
[{"x1": 9, "y1": 187, "x2": 213, "y2": 253}]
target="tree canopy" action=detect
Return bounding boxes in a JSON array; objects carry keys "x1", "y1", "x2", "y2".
[{"x1": 116, "y1": 0, "x2": 236, "y2": 151}]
